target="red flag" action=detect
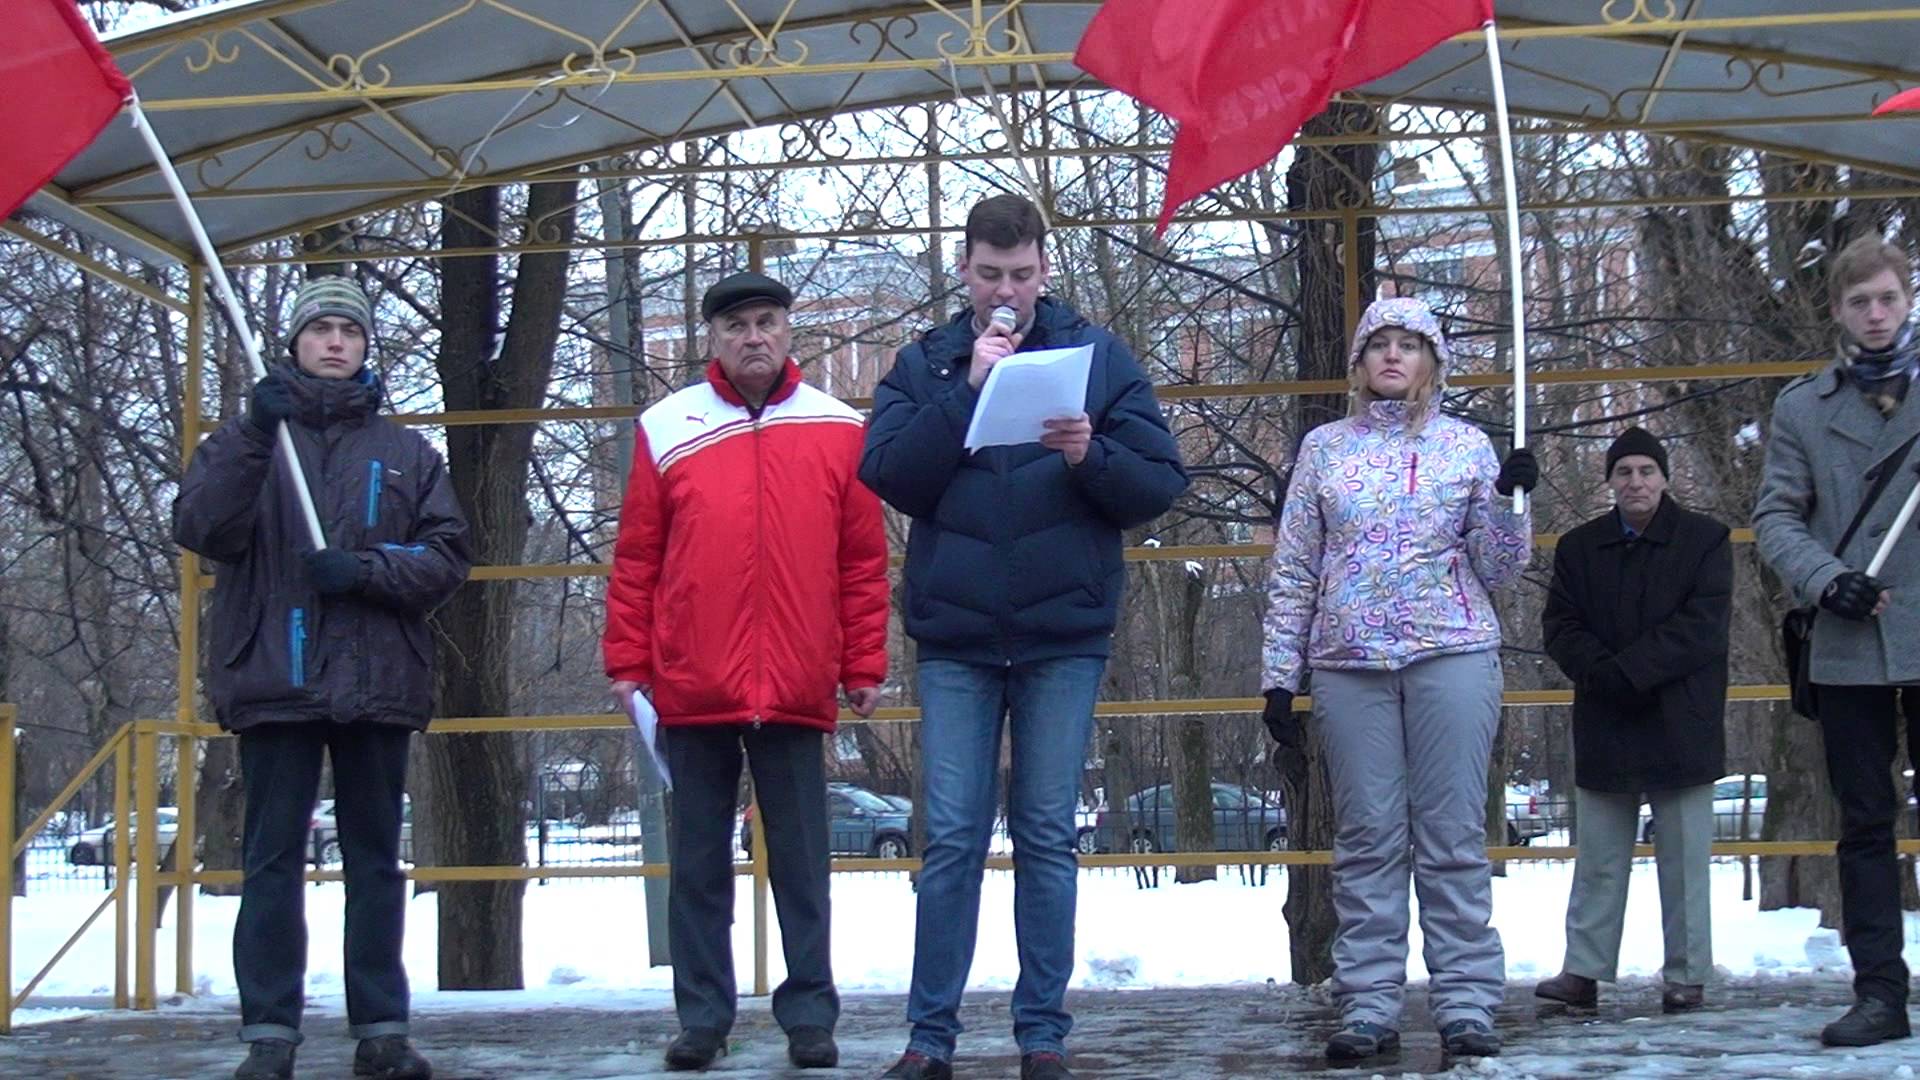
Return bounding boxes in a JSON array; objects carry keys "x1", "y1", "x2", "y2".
[
  {"x1": 1874, "y1": 88, "x2": 1920, "y2": 115},
  {"x1": 0, "y1": 0, "x2": 132, "y2": 219},
  {"x1": 1077, "y1": 0, "x2": 1492, "y2": 233}
]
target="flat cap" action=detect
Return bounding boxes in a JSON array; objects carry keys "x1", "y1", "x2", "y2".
[{"x1": 702, "y1": 271, "x2": 793, "y2": 321}]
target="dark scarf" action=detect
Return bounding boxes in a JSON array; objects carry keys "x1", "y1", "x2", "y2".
[{"x1": 1839, "y1": 323, "x2": 1919, "y2": 417}]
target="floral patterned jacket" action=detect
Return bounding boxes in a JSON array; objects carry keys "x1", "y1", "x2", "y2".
[{"x1": 1260, "y1": 400, "x2": 1531, "y2": 692}]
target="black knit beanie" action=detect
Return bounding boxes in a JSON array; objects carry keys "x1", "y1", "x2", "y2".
[{"x1": 1605, "y1": 426, "x2": 1668, "y2": 478}]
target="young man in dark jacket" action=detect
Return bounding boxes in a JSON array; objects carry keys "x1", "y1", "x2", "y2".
[
  {"x1": 174, "y1": 276, "x2": 470, "y2": 1080},
  {"x1": 1536, "y1": 427, "x2": 1731, "y2": 1016},
  {"x1": 862, "y1": 194, "x2": 1188, "y2": 1080}
]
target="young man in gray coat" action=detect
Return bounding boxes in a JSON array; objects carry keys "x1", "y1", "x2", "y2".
[
  {"x1": 1754, "y1": 234, "x2": 1920, "y2": 1048},
  {"x1": 1537, "y1": 427, "x2": 1732, "y2": 1015},
  {"x1": 175, "y1": 277, "x2": 471, "y2": 1080}
]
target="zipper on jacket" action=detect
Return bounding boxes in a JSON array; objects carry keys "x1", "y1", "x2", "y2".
[
  {"x1": 365, "y1": 459, "x2": 384, "y2": 527},
  {"x1": 1449, "y1": 556, "x2": 1474, "y2": 621},
  {"x1": 1407, "y1": 452, "x2": 1419, "y2": 495},
  {"x1": 289, "y1": 607, "x2": 307, "y2": 688},
  {"x1": 753, "y1": 414, "x2": 768, "y2": 724}
]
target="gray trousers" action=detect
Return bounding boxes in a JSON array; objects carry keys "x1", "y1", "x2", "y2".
[
  {"x1": 1317, "y1": 649, "x2": 1505, "y2": 1029},
  {"x1": 1563, "y1": 784, "x2": 1713, "y2": 985}
]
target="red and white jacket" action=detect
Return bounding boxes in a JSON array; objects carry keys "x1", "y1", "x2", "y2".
[{"x1": 603, "y1": 359, "x2": 889, "y2": 730}]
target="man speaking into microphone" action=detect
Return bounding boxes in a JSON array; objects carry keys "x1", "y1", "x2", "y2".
[{"x1": 861, "y1": 193, "x2": 1188, "y2": 1080}]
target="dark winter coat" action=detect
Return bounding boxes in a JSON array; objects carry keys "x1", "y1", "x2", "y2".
[
  {"x1": 1541, "y1": 494, "x2": 1732, "y2": 793},
  {"x1": 859, "y1": 296, "x2": 1188, "y2": 664},
  {"x1": 173, "y1": 369, "x2": 471, "y2": 732}
]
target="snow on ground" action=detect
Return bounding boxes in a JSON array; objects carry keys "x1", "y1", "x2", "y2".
[
  {"x1": 13, "y1": 859, "x2": 1916, "y2": 1005},
  {"x1": 7, "y1": 859, "x2": 1920, "y2": 1076}
]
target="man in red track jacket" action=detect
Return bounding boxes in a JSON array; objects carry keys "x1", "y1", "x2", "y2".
[{"x1": 603, "y1": 271, "x2": 888, "y2": 1072}]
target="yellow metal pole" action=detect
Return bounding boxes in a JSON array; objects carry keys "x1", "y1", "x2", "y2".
[
  {"x1": 134, "y1": 724, "x2": 159, "y2": 1009},
  {"x1": 114, "y1": 734, "x2": 130, "y2": 1009},
  {"x1": 1341, "y1": 207, "x2": 1363, "y2": 341},
  {"x1": 0, "y1": 703, "x2": 17, "y2": 1035},
  {"x1": 175, "y1": 265, "x2": 205, "y2": 996},
  {"x1": 749, "y1": 793, "x2": 769, "y2": 997}
]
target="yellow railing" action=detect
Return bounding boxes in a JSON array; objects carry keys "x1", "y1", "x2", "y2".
[{"x1": 6, "y1": 706, "x2": 1918, "y2": 1033}]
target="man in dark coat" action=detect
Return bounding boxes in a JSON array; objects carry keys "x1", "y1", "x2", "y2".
[
  {"x1": 862, "y1": 194, "x2": 1187, "y2": 1080},
  {"x1": 1536, "y1": 427, "x2": 1731, "y2": 1015},
  {"x1": 174, "y1": 276, "x2": 470, "y2": 1080}
]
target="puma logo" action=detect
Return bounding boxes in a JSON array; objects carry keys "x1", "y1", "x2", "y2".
[{"x1": 685, "y1": 414, "x2": 707, "y2": 425}]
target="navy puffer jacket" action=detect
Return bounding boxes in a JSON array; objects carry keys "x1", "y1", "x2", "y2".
[{"x1": 860, "y1": 297, "x2": 1187, "y2": 664}]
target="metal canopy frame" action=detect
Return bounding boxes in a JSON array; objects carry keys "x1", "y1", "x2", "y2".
[{"x1": 7, "y1": 1, "x2": 1919, "y2": 269}]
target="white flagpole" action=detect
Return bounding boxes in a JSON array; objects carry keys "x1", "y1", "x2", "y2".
[
  {"x1": 127, "y1": 97, "x2": 328, "y2": 550},
  {"x1": 1482, "y1": 21, "x2": 1528, "y2": 514}
]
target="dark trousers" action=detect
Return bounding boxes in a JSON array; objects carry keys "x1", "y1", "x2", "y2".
[
  {"x1": 235, "y1": 722, "x2": 412, "y2": 1044},
  {"x1": 664, "y1": 723, "x2": 837, "y2": 1035},
  {"x1": 1815, "y1": 683, "x2": 1920, "y2": 1006}
]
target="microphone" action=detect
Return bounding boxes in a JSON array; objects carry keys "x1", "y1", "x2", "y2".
[{"x1": 989, "y1": 305, "x2": 1018, "y2": 334}]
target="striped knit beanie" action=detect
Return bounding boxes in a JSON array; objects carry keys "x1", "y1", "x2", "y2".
[{"x1": 284, "y1": 276, "x2": 373, "y2": 355}]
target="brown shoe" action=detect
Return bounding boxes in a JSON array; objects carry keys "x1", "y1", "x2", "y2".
[
  {"x1": 1661, "y1": 983, "x2": 1704, "y2": 1013},
  {"x1": 1534, "y1": 971, "x2": 1598, "y2": 1007}
]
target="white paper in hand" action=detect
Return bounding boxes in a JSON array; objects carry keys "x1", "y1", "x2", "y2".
[
  {"x1": 626, "y1": 690, "x2": 672, "y2": 789},
  {"x1": 963, "y1": 342, "x2": 1095, "y2": 451}
]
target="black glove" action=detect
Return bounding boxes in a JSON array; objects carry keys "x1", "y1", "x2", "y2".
[
  {"x1": 306, "y1": 549, "x2": 367, "y2": 595},
  {"x1": 1821, "y1": 571, "x2": 1885, "y2": 621},
  {"x1": 1582, "y1": 658, "x2": 1636, "y2": 700},
  {"x1": 1262, "y1": 688, "x2": 1306, "y2": 777},
  {"x1": 248, "y1": 372, "x2": 295, "y2": 434},
  {"x1": 1494, "y1": 446, "x2": 1538, "y2": 497}
]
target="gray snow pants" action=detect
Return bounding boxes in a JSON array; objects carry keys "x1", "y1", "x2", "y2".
[{"x1": 1315, "y1": 648, "x2": 1505, "y2": 1029}]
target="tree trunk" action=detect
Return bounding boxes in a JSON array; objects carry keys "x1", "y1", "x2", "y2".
[
  {"x1": 1279, "y1": 102, "x2": 1380, "y2": 985},
  {"x1": 425, "y1": 176, "x2": 582, "y2": 989},
  {"x1": 1170, "y1": 714, "x2": 1215, "y2": 883}
]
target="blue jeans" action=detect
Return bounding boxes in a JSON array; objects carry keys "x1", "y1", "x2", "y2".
[{"x1": 906, "y1": 656, "x2": 1103, "y2": 1061}]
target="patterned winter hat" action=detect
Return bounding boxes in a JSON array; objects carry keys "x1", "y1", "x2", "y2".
[
  {"x1": 1347, "y1": 297, "x2": 1454, "y2": 384},
  {"x1": 284, "y1": 276, "x2": 373, "y2": 354}
]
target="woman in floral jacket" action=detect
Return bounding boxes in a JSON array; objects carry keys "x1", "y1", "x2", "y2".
[{"x1": 1260, "y1": 297, "x2": 1537, "y2": 1062}]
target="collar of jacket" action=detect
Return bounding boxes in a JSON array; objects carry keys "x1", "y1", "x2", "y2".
[
  {"x1": 919, "y1": 295, "x2": 1088, "y2": 379},
  {"x1": 283, "y1": 363, "x2": 381, "y2": 428},
  {"x1": 1601, "y1": 492, "x2": 1677, "y2": 547},
  {"x1": 706, "y1": 357, "x2": 802, "y2": 409}
]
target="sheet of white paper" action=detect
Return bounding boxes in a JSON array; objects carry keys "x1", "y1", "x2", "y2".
[
  {"x1": 963, "y1": 342, "x2": 1095, "y2": 451},
  {"x1": 626, "y1": 690, "x2": 672, "y2": 789}
]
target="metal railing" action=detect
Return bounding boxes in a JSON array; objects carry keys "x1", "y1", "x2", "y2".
[{"x1": 6, "y1": 703, "x2": 1919, "y2": 1036}]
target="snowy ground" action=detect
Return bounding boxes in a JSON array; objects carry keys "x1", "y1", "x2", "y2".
[{"x1": 6, "y1": 859, "x2": 1920, "y2": 1075}]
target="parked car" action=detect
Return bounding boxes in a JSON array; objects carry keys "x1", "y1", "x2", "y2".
[
  {"x1": 829, "y1": 781, "x2": 912, "y2": 814},
  {"x1": 1640, "y1": 774, "x2": 1766, "y2": 842},
  {"x1": 1085, "y1": 782, "x2": 1286, "y2": 854},
  {"x1": 311, "y1": 795, "x2": 414, "y2": 865},
  {"x1": 1505, "y1": 786, "x2": 1550, "y2": 846},
  {"x1": 67, "y1": 807, "x2": 180, "y2": 866},
  {"x1": 741, "y1": 783, "x2": 912, "y2": 859}
]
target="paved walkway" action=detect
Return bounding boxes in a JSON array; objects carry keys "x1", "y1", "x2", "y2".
[{"x1": 3, "y1": 979, "x2": 1914, "y2": 1078}]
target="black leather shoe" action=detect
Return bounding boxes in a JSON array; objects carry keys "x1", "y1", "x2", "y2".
[
  {"x1": 880, "y1": 1050, "x2": 954, "y2": 1079},
  {"x1": 1439, "y1": 1018, "x2": 1502, "y2": 1057},
  {"x1": 786, "y1": 1025, "x2": 838, "y2": 1068},
  {"x1": 234, "y1": 1039, "x2": 296, "y2": 1080},
  {"x1": 1535, "y1": 971, "x2": 1599, "y2": 1007},
  {"x1": 664, "y1": 1028, "x2": 727, "y2": 1071},
  {"x1": 1325, "y1": 1021, "x2": 1400, "y2": 1061},
  {"x1": 353, "y1": 1035, "x2": 431, "y2": 1079},
  {"x1": 1661, "y1": 983, "x2": 1704, "y2": 1014},
  {"x1": 1020, "y1": 1050, "x2": 1074, "y2": 1079},
  {"x1": 1821, "y1": 998, "x2": 1912, "y2": 1047}
]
